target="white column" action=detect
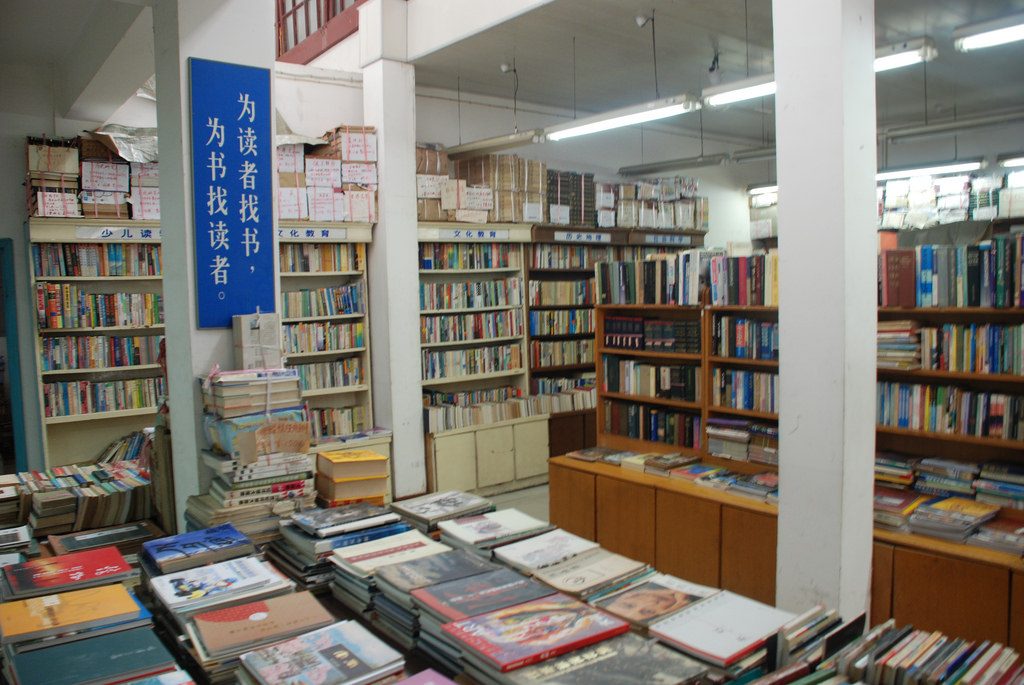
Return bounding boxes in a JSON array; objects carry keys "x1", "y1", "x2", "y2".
[
  {"x1": 773, "y1": 0, "x2": 877, "y2": 617},
  {"x1": 153, "y1": 0, "x2": 276, "y2": 529},
  {"x1": 360, "y1": 0, "x2": 427, "y2": 497}
]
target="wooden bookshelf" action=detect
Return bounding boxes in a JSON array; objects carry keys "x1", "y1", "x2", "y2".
[{"x1": 28, "y1": 218, "x2": 165, "y2": 467}]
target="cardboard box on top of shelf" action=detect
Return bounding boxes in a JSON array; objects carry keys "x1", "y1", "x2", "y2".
[
  {"x1": 638, "y1": 201, "x2": 658, "y2": 229},
  {"x1": 999, "y1": 188, "x2": 1024, "y2": 217},
  {"x1": 440, "y1": 179, "x2": 493, "y2": 211},
  {"x1": 80, "y1": 190, "x2": 130, "y2": 218},
  {"x1": 31, "y1": 191, "x2": 81, "y2": 218},
  {"x1": 490, "y1": 190, "x2": 521, "y2": 223},
  {"x1": 616, "y1": 200, "x2": 638, "y2": 228},
  {"x1": 654, "y1": 202, "x2": 676, "y2": 230},
  {"x1": 342, "y1": 162, "x2": 378, "y2": 187},
  {"x1": 236, "y1": 421, "x2": 310, "y2": 464},
  {"x1": 618, "y1": 184, "x2": 636, "y2": 200},
  {"x1": 277, "y1": 143, "x2": 305, "y2": 174},
  {"x1": 695, "y1": 196, "x2": 709, "y2": 231},
  {"x1": 417, "y1": 198, "x2": 444, "y2": 221},
  {"x1": 322, "y1": 125, "x2": 378, "y2": 162},
  {"x1": 416, "y1": 174, "x2": 448, "y2": 199},
  {"x1": 79, "y1": 135, "x2": 125, "y2": 162},
  {"x1": 130, "y1": 186, "x2": 160, "y2": 221},
  {"x1": 26, "y1": 139, "x2": 79, "y2": 174},
  {"x1": 130, "y1": 162, "x2": 160, "y2": 188},
  {"x1": 456, "y1": 154, "x2": 516, "y2": 191},
  {"x1": 278, "y1": 187, "x2": 309, "y2": 220},
  {"x1": 595, "y1": 183, "x2": 617, "y2": 209},
  {"x1": 339, "y1": 186, "x2": 377, "y2": 223},
  {"x1": 674, "y1": 198, "x2": 695, "y2": 230},
  {"x1": 597, "y1": 209, "x2": 616, "y2": 228},
  {"x1": 81, "y1": 161, "x2": 130, "y2": 193},
  {"x1": 518, "y1": 158, "x2": 546, "y2": 195},
  {"x1": 446, "y1": 209, "x2": 489, "y2": 224},
  {"x1": 416, "y1": 145, "x2": 449, "y2": 175},
  {"x1": 305, "y1": 152, "x2": 342, "y2": 188},
  {"x1": 278, "y1": 172, "x2": 308, "y2": 188}
]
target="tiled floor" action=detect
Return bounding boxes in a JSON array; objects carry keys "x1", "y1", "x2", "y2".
[{"x1": 489, "y1": 484, "x2": 549, "y2": 522}]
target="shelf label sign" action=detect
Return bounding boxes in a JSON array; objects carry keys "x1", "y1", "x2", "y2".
[
  {"x1": 189, "y1": 58, "x2": 275, "y2": 328},
  {"x1": 75, "y1": 226, "x2": 162, "y2": 241},
  {"x1": 643, "y1": 233, "x2": 692, "y2": 246},
  {"x1": 554, "y1": 231, "x2": 612, "y2": 244},
  {"x1": 436, "y1": 228, "x2": 510, "y2": 241},
  {"x1": 277, "y1": 227, "x2": 348, "y2": 242}
]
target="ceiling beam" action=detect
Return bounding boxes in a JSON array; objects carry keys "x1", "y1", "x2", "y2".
[{"x1": 406, "y1": 0, "x2": 557, "y2": 62}]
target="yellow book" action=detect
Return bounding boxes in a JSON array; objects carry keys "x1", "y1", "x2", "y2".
[
  {"x1": 927, "y1": 497, "x2": 999, "y2": 518},
  {"x1": 317, "y1": 449, "x2": 388, "y2": 481},
  {"x1": 0, "y1": 584, "x2": 138, "y2": 645}
]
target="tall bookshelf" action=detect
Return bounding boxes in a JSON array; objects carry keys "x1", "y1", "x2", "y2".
[
  {"x1": 277, "y1": 221, "x2": 374, "y2": 445},
  {"x1": 28, "y1": 217, "x2": 164, "y2": 467}
]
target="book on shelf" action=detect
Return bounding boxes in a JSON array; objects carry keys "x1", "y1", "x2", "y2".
[
  {"x1": 419, "y1": 276, "x2": 523, "y2": 312},
  {"x1": 40, "y1": 333, "x2": 162, "y2": 372},
  {"x1": 603, "y1": 400, "x2": 702, "y2": 450},
  {"x1": 712, "y1": 368, "x2": 779, "y2": 414},
  {"x1": 708, "y1": 251, "x2": 779, "y2": 307},
  {"x1": 713, "y1": 315, "x2": 779, "y2": 360},
  {"x1": 528, "y1": 279, "x2": 595, "y2": 307},
  {"x1": 877, "y1": 320, "x2": 920, "y2": 370},
  {"x1": 32, "y1": 243, "x2": 162, "y2": 278},
  {"x1": 529, "y1": 308, "x2": 594, "y2": 336},
  {"x1": 35, "y1": 284, "x2": 163, "y2": 329},
  {"x1": 602, "y1": 356, "x2": 702, "y2": 402},
  {"x1": 876, "y1": 382, "x2": 1024, "y2": 441},
  {"x1": 279, "y1": 242, "x2": 362, "y2": 273},
  {"x1": 421, "y1": 309, "x2": 523, "y2": 345},
  {"x1": 419, "y1": 242, "x2": 521, "y2": 270},
  {"x1": 918, "y1": 321, "x2": 1023, "y2": 376}
]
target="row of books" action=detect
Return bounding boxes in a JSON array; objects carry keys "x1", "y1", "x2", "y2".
[
  {"x1": 279, "y1": 242, "x2": 362, "y2": 273},
  {"x1": 309, "y1": 406, "x2": 370, "y2": 441},
  {"x1": 32, "y1": 242, "x2": 162, "y2": 277},
  {"x1": 527, "y1": 308, "x2": 594, "y2": 336},
  {"x1": 419, "y1": 242, "x2": 521, "y2": 270},
  {"x1": 602, "y1": 357, "x2": 702, "y2": 402},
  {"x1": 42, "y1": 377, "x2": 164, "y2": 418},
  {"x1": 282, "y1": 321, "x2": 365, "y2": 354},
  {"x1": 424, "y1": 385, "x2": 521, "y2": 407},
  {"x1": 708, "y1": 252, "x2": 780, "y2": 307},
  {"x1": 706, "y1": 419, "x2": 780, "y2": 465},
  {"x1": 712, "y1": 316, "x2": 780, "y2": 361},
  {"x1": 419, "y1": 277, "x2": 523, "y2": 312},
  {"x1": 603, "y1": 315, "x2": 702, "y2": 354},
  {"x1": 423, "y1": 387, "x2": 596, "y2": 433},
  {"x1": 712, "y1": 368, "x2": 779, "y2": 414},
  {"x1": 920, "y1": 323, "x2": 1024, "y2": 376},
  {"x1": 281, "y1": 282, "x2": 365, "y2": 319},
  {"x1": 879, "y1": 237, "x2": 1024, "y2": 308},
  {"x1": 529, "y1": 243, "x2": 615, "y2": 270},
  {"x1": 420, "y1": 310, "x2": 522, "y2": 345},
  {"x1": 875, "y1": 454, "x2": 1024, "y2": 509},
  {"x1": 529, "y1": 339, "x2": 593, "y2": 368},
  {"x1": 527, "y1": 279, "x2": 595, "y2": 306},
  {"x1": 603, "y1": 400, "x2": 703, "y2": 449},
  {"x1": 421, "y1": 343, "x2": 523, "y2": 381},
  {"x1": 596, "y1": 255, "x2": 703, "y2": 306},
  {"x1": 876, "y1": 381, "x2": 1024, "y2": 441},
  {"x1": 39, "y1": 333, "x2": 162, "y2": 371},
  {"x1": 294, "y1": 358, "x2": 365, "y2": 391},
  {"x1": 877, "y1": 320, "x2": 920, "y2": 370},
  {"x1": 35, "y1": 284, "x2": 163, "y2": 329}
]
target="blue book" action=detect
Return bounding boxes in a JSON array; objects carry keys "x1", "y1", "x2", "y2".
[
  {"x1": 141, "y1": 522, "x2": 252, "y2": 572},
  {"x1": 281, "y1": 520, "x2": 412, "y2": 557},
  {"x1": 12, "y1": 627, "x2": 176, "y2": 685}
]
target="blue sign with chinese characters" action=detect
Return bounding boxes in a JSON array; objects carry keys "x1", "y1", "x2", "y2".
[{"x1": 189, "y1": 57, "x2": 275, "y2": 328}]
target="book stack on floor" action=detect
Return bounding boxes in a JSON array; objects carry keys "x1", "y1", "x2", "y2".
[
  {"x1": 873, "y1": 486, "x2": 929, "y2": 531},
  {"x1": 48, "y1": 519, "x2": 164, "y2": 565},
  {"x1": 316, "y1": 449, "x2": 390, "y2": 507},
  {"x1": 389, "y1": 490, "x2": 494, "y2": 537},
  {"x1": 908, "y1": 497, "x2": 1001, "y2": 541},
  {"x1": 0, "y1": 477, "x2": 23, "y2": 529},
  {"x1": 876, "y1": 320, "x2": 921, "y2": 370},
  {"x1": 913, "y1": 458, "x2": 979, "y2": 498},
  {"x1": 269, "y1": 502, "x2": 409, "y2": 592},
  {"x1": 974, "y1": 462, "x2": 1024, "y2": 509},
  {"x1": 437, "y1": 509, "x2": 553, "y2": 558}
]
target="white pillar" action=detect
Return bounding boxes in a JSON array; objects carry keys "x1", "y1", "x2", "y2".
[
  {"x1": 359, "y1": 0, "x2": 427, "y2": 497},
  {"x1": 154, "y1": 0, "x2": 276, "y2": 529},
  {"x1": 773, "y1": 0, "x2": 877, "y2": 617}
]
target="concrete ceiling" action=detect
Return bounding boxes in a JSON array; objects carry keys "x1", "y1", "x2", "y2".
[{"x1": 412, "y1": 0, "x2": 1024, "y2": 141}]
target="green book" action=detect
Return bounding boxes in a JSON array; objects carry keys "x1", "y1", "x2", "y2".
[{"x1": 12, "y1": 627, "x2": 176, "y2": 685}]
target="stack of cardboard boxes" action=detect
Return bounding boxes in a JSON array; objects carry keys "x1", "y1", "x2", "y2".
[
  {"x1": 415, "y1": 145, "x2": 449, "y2": 221},
  {"x1": 611, "y1": 178, "x2": 708, "y2": 231},
  {"x1": 454, "y1": 155, "x2": 546, "y2": 223},
  {"x1": 26, "y1": 138, "x2": 81, "y2": 217},
  {"x1": 79, "y1": 137, "x2": 130, "y2": 219},
  {"x1": 547, "y1": 169, "x2": 596, "y2": 226}
]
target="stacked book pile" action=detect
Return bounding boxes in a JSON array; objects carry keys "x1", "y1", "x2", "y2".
[
  {"x1": 872, "y1": 485, "x2": 929, "y2": 531},
  {"x1": 706, "y1": 418, "x2": 752, "y2": 461},
  {"x1": 438, "y1": 509, "x2": 553, "y2": 557},
  {"x1": 641, "y1": 453, "x2": 699, "y2": 477},
  {"x1": 874, "y1": 453, "x2": 916, "y2": 489},
  {"x1": 967, "y1": 512, "x2": 1024, "y2": 555},
  {"x1": 140, "y1": 523, "x2": 254, "y2": 576},
  {"x1": 748, "y1": 423, "x2": 780, "y2": 465},
  {"x1": 48, "y1": 520, "x2": 164, "y2": 564},
  {"x1": 203, "y1": 368, "x2": 302, "y2": 419},
  {"x1": 547, "y1": 169, "x2": 595, "y2": 226},
  {"x1": 269, "y1": 502, "x2": 409, "y2": 592},
  {"x1": 974, "y1": 462, "x2": 1024, "y2": 509},
  {"x1": 316, "y1": 448, "x2": 390, "y2": 507},
  {"x1": 1, "y1": 545, "x2": 135, "y2": 601},
  {"x1": 908, "y1": 497, "x2": 1001, "y2": 541},
  {"x1": 0, "y1": 478, "x2": 22, "y2": 529},
  {"x1": 0, "y1": 525, "x2": 38, "y2": 565},
  {"x1": 912, "y1": 458, "x2": 979, "y2": 498},
  {"x1": 389, "y1": 490, "x2": 494, "y2": 536},
  {"x1": 25, "y1": 137, "x2": 81, "y2": 218},
  {"x1": 877, "y1": 320, "x2": 921, "y2": 370},
  {"x1": 729, "y1": 472, "x2": 780, "y2": 502}
]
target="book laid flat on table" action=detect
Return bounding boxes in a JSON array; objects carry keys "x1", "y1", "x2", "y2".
[
  {"x1": 48, "y1": 520, "x2": 163, "y2": 556},
  {"x1": 279, "y1": 519, "x2": 412, "y2": 558},
  {"x1": 3, "y1": 545, "x2": 132, "y2": 599},
  {"x1": 390, "y1": 490, "x2": 493, "y2": 532},
  {"x1": 188, "y1": 590, "x2": 334, "y2": 659},
  {"x1": 442, "y1": 592, "x2": 630, "y2": 672},
  {"x1": 412, "y1": 567, "x2": 555, "y2": 622},
  {"x1": 141, "y1": 523, "x2": 253, "y2": 574},
  {"x1": 375, "y1": 549, "x2": 496, "y2": 598},
  {"x1": 532, "y1": 548, "x2": 650, "y2": 599},
  {"x1": 438, "y1": 509, "x2": 552, "y2": 550},
  {"x1": 291, "y1": 502, "x2": 400, "y2": 537},
  {"x1": 239, "y1": 620, "x2": 404, "y2": 685},
  {"x1": 493, "y1": 529, "x2": 600, "y2": 574},
  {"x1": 649, "y1": 590, "x2": 795, "y2": 668},
  {"x1": 564, "y1": 447, "x2": 618, "y2": 462},
  {"x1": 0, "y1": 583, "x2": 141, "y2": 645},
  {"x1": 149, "y1": 557, "x2": 282, "y2": 613},
  {"x1": 331, "y1": 529, "x2": 450, "y2": 578},
  {"x1": 594, "y1": 573, "x2": 720, "y2": 629}
]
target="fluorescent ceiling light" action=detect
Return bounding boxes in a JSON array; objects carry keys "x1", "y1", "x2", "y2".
[
  {"x1": 998, "y1": 153, "x2": 1024, "y2": 168},
  {"x1": 703, "y1": 74, "x2": 776, "y2": 107},
  {"x1": 446, "y1": 129, "x2": 545, "y2": 160},
  {"x1": 874, "y1": 160, "x2": 983, "y2": 181},
  {"x1": 874, "y1": 37, "x2": 937, "y2": 72},
  {"x1": 619, "y1": 153, "x2": 728, "y2": 176},
  {"x1": 954, "y1": 12, "x2": 1024, "y2": 51},
  {"x1": 545, "y1": 94, "x2": 700, "y2": 142},
  {"x1": 731, "y1": 147, "x2": 777, "y2": 163},
  {"x1": 748, "y1": 184, "x2": 778, "y2": 196}
]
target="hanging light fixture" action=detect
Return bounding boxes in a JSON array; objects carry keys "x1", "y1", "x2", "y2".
[
  {"x1": 998, "y1": 152, "x2": 1024, "y2": 168},
  {"x1": 544, "y1": 94, "x2": 701, "y2": 141},
  {"x1": 748, "y1": 183, "x2": 779, "y2": 196},
  {"x1": 874, "y1": 37, "x2": 937, "y2": 72},
  {"x1": 953, "y1": 12, "x2": 1024, "y2": 52},
  {"x1": 874, "y1": 159, "x2": 984, "y2": 181},
  {"x1": 703, "y1": 74, "x2": 776, "y2": 107}
]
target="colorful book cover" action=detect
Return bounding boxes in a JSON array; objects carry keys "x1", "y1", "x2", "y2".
[
  {"x1": 594, "y1": 574, "x2": 719, "y2": 627},
  {"x1": 442, "y1": 593, "x2": 629, "y2": 672},
  {"x1": 4, "y1": 545, "x2": 130, "y2": 596},
  {"x1": 375, "y1": 549, "x2": 495, "y2": 594},
  {"x1": 0, "y1": 584, "x2": 139, "y2": 643},
  {"x1": 150, "y1": 557, "x2": 275, "y2": 610},
  {"x1": 191, "y1": 591, "x2": 333, "y2": 656},
  {"x1": 141, "y1": 523, "x2": 251, "y2": 567},
  {"x1": 240, "y1": 620, "x2": 403, "y2": 685},
  {"x1": 412, "y1": 568, "x2": 555, "y2": 621}
]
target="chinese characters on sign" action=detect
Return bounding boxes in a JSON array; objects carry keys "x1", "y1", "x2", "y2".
[
  {"x1": 553, "y1": 231, "x2": 613, "y2": 244},
  {"x1": 436, "y1": 228, "x2": 511, "y2": 241},
  {"x1": 643, "y1": 233, "x2": 691, "y2": 246},
  {"x1": 189, "y1": 58, "x2": 275, "y2": 328},
  {"x1": 75, "y1": 227, "x2": 162, "y2": 241}
]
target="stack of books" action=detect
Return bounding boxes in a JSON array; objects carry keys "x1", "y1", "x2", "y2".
[
  {"x1": 967, "y1": 513, "x2": 1024, "y2": 555},
  {"x1": 729, "y1": 473, "x2": 780, "y2": 502},
  {"x1": 437, "y1": 509, "x2": 553, "y2": 558},
  {"x1": 874, "y1": 453, "x2": 917, "y2": 489},
  {"x1": 316, "y1": 448, "x2": 390, "y2": 507},
  {"x1": 643, "y1": 453, "x2": 698, "y2": 477},
  {"x1": 268, "y1": 503, "x2": 409, "y2": 592},
  {"x1": 140, "y1": 523, "x2": 254, "y2": 575},
  {"x1": 492, "y1": 528, "x2": 599, "y2": 574},
  {"x1": 876, "y1": 320, "x2": 921, "y2": 370},
  {"x1": 592, "y1": 573, "x2": 719, "y2": 632},
  {"x1": 48, "y1": 520, "x2": 164, "y2": 563},
  {"x1": 1, "y1": 545, "x2": 134, "y2": 600},
  {"x1": 908, "y1": 497, "x2": 1001, "y2": 541},
  {"x1": 203, "y1": 368, "x2": 302, "y2": 419},
  {"x1": 0, "y1": 525, "x2": 38, "y2": 561},
  {"x1": 748, "y1": 423, "x2": 779, "y2": 465},
  {"x1": 706, "y1": 419, "x2": 752, "y2": 461},
  {"x1": 0, "y1": 477, "x2": 23, "y2": 527},
  {"x1": 532, "y1": 547, "x2": 651, "y2": 601},
  {"x1": 974, "y1": 462, "x2": 1024, "y2": 509},
  {"x1": 873, "y1": 486, "x2": 929, "y2": 531},
  {"x1": 390, "y1": 491, "x2": 494, "y2": 535},
  {"x1": 913, "y1": 458, "x2": 979, "y2": 498}
]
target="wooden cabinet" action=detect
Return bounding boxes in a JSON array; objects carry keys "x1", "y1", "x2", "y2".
[
  {"x1": 548, "y1": 463, "x2": 596, "y2": 539},
  {"x1": 721, "y1": 506, "x2": 777, "y2": 605},
  {"x1": 476, "y1": 425, "x2": 516, "y2": 487},
  {"x1": 892, "y1": 548, "x2": 1009, "y2": 643},
  {"x1": 871, "y1": 542, "x2": 894, "y2": 623},
  {"x1": 656, "y1": 490, "x2": 720, "y2": 587},
  {"x1": 429, "y1": 416, "x2": 549, "y2": 494},
  {"x1": 429, "y1": 431, "x2": 477, "y2": 492},
  {"x1": 596, "y1": 476, "x2": 656, "y2": 564},
  {"x1": 1011, "y1": 572, "x2": 1024, "y2": 652},
  {"x1": 513, "y1": 419, "x2": 550, "y2": 479}
]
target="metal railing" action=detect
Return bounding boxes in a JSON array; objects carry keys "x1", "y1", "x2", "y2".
[{"x1": 276, "y1": 0, "x2": 368, "y2": 63}]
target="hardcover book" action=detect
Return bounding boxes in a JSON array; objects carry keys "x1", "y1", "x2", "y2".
[
  {"x1": 4, "y1": 545, "x2": 131, "y2": 598},
  {"x1": 240, "y1": 620, "x2": 404, "y2": 685},
  {"x1": 150, "y1": 557, "x2": 278, "y2": 612},
  {"x1": 411, "y1": 568, "x2": 555, "y2": 621},
  {"x1": 533, "y1": 548, "x2": 649, "y2": 598},
  {"x1": 375, "y1": 549, "x2": 496, "y2": 594},
  {"x1": 594, "y1": 573, "x2": 719, "y2": 627},
  {"x1": 331, "y1": 530, "x2": 449, "y2": 578},
  {"x1": 0, "y1": 584, "x2": 140, "y2": 644},
  {"x1": 390, "y1": 491, "x2": 492, "y2": 527},
  {"x1": 291, "y1": 502, "x2": 399, "y2": 538},
  {"x1": 191, "y1": 590, "x2": 334, "y2": 657},
  {"x1": 441, "y1": 593, "x2": 629, "y2": 672},
  {"x1": 48, "y1": 521, "x2": 163, "y2": 556},
  {"x1": 141, "y1": 523, "x2": 253, "y2": 573}
]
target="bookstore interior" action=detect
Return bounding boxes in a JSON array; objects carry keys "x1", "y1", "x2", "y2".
[{"x1": 1, "y1": 0, "x2": 1024, "y2": 683}]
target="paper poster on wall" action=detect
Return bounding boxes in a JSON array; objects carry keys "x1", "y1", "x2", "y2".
[{"x1": 189, "y1": 57, "x2": 275, "y2": 328}]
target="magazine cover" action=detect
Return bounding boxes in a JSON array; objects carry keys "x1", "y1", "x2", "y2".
[
  {"x1": 150, "y1": 557, "x2": 272, "y2": 609},
  {"x1": 375, "y1": 550, "x2": 494, "y2": 593},
  {"x1": 594, "y1": 574, "x2": 718, "y2": 626},
  {"x1": 412, "y1": 568, "x2": 555, "y2": 621},
  {"x1": 142, "y1": 523, "x2": 250, "y2": 566},
  {"x1": 4, "y1": 546, "x2": 130, "y2": 595}
]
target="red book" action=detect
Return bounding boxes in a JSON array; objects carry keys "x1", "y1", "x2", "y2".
[
  {"x1": 4, "y1": 545, "x2": 132, "y2": 598},
  {"x1": 881, "y1": 249, "x2": 916, "y2": 308}
]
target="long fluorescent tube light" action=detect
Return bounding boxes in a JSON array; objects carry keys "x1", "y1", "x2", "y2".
[
  {"x1": 731, "y1": 147, "x2": 777, "y2": 163},
  {"x1": 704, "y1": 74, "x2": 776, "y2": 107},
  {"x1": 748, "y1": 184, "x2": 778, "y2": 196},
  {"x1": 954, "y1": 13, "x2": 1024, "y2": 51},
  {"x1": 998, "y1": 152, "x2": 1024, "y2": 168},
  {"x1": 619, "y1": 152, "x2": 728, "y2": 176},
  {"x1": 445, "y1": 129, "x2": 545, "y2": 160},
  {"x1": 874, "y1": 160, "x2": 983, "y2": 181},
  {"x1": 545, "y1": 94, "x2": 700, "y2": 142},
  {"x1": 874, "y1": 37, "x2": 937, "y2": 72}
]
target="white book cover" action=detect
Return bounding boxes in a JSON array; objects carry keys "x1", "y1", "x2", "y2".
[
  {"x1": 534, "y1": 548, "x2": 648, "y2": 594},
  {"x1": 330, "y1": 530, "x2": 449, "y2": 577},
  {"x1": 649, "y1": 590, "x2": 795, "y2": 667},
  {"x1": 493, "y1": 529, "x2": 599, "y2": 572},
  {"x1": 151, "y1": 557, "x2": 276, "y2": 611},
  {"x1": 437, "y1": 509, "x2": 547, "y2": 545},
  {"x1": 391, "y1": 490, "x2": 490, "y2": 523}
]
